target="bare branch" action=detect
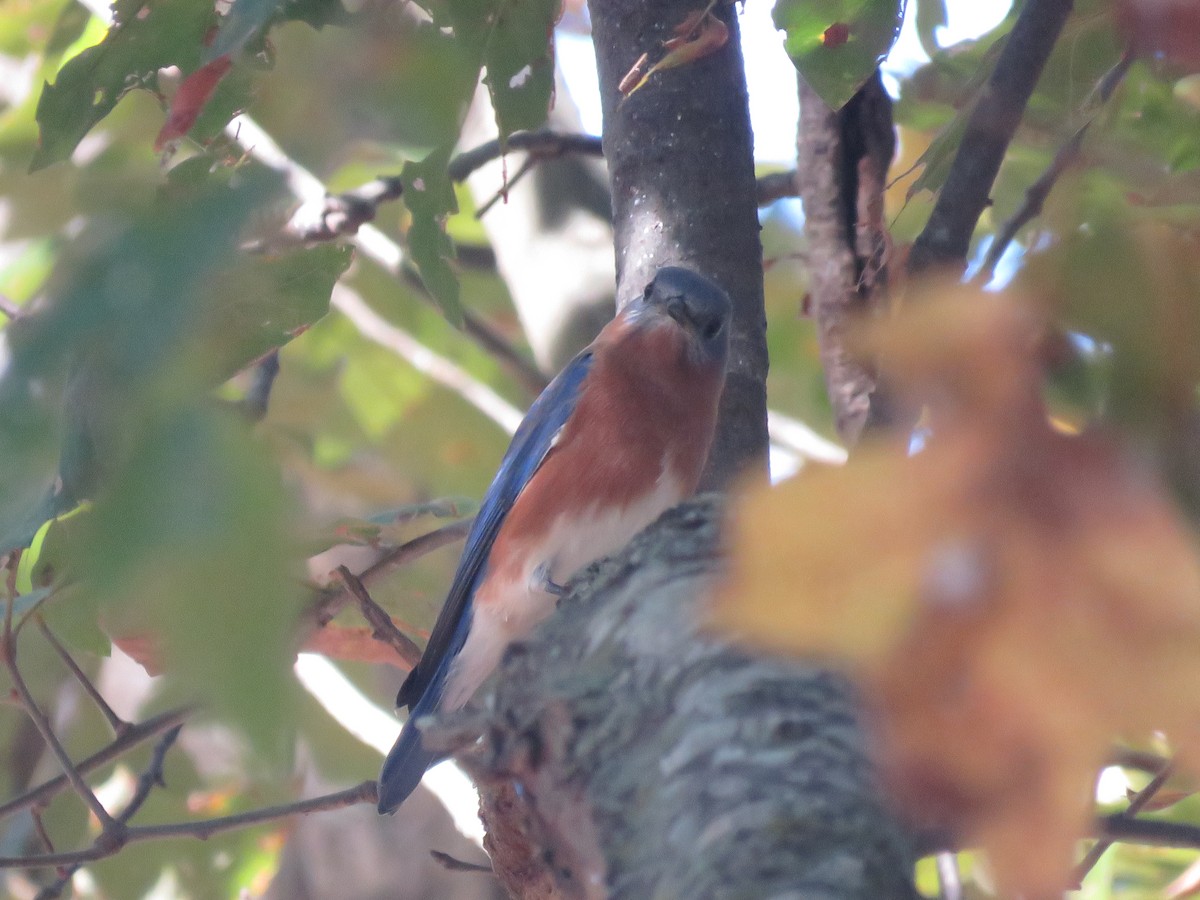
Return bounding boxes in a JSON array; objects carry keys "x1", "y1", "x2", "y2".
[
  {"x1": 756, "y1": 170, "x2": 800, "y2": 206},
  {"x1": 795, "y1": 73, "x2": 903, "y2": 444},
  {"x1": 36, "y1": 616, "x2": 129, "y2": 736},
  {"x1": 430, "y1": 850, "x2": 494, "y2": 873},
  {"x1": 0, "y1": 707, "x2": 190, "y2": 823},
  {"x1": 309, "y1": 518, "x2": 472, "y2": 629},
  {"x1": 335, "y1": 566, "x2": 423, "y2": 668},
  {"x1": 226, "y1": 113, "x2": 548, "y2": 397},
  {"x1": 1074, "y1": 760, "x2": 1174, "y2": 886},
  {"x1": 330, "y1": 285, "x2": 523, "y2": 434},
  {"x1": 973, "y1": 49, "x2": 1134, "y2": 284},
  {"x1": 1, "y1": 607, "x2": 120, "y2": 832},
  {"x1": 34, "y1": 725, "x2": 183, "y2": 899},
  {"x1": 936, "y1": 852, "x2": 963, "y2": 900},
  {"x1": 0, "y1": 294, "x2": 22, "y2": 320},
  {"x1": 1097, "y1": 813, "x2": 1200, "y2": 849},
  {"x1": 908, "y1": 0, "x2": 1075, "y2": 275},
  {"x1": 0, "y1": 781, "x2": 378, "y2": 871},
  {"x1": 447, "y1": 129, "x2": 603, "y2": 182}
]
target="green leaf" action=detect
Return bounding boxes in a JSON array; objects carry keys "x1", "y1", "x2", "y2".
[
  {"x1": 201, "y1": 243, "x2": 353, "y2": 381},
  {"x1": 403, "y1": 149, "x2": 462, "y2": 324},
  {"x1": 482, "y1": 0, "x2": 557, "y2": 137},
  {"x1": 0, "y1": 166, "x2": 280, "y2": 551},
  {"x1": 31, "y1": 0, "x2": 216, "y2": 170},
  {"x1": 73, "y1": 408, "x2": 303, "y2": 756},
  {"x1": 914, "y1": 0, "x2": 947, "y2": 58},
  {"x1": 774, "y1": 0, "x2": 905, "y2": 111},
  {"x1": 44, "y1": 0, "x2": 93, "y2": 59},
  {"x1": 208, "y1": 0, "x2": 284, "y2": 61}
]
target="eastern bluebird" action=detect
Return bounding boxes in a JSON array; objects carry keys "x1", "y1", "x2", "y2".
[{"x1": 377, "y1": 267, "x2": 731, "y2": 813}]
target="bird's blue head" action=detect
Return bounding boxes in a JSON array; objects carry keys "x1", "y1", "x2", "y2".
[{"x1": 629, "y1": 266, "x2": 731, "y2": 368}]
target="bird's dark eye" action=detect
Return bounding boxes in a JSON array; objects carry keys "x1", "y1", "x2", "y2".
[
  {"x1": 643, "y1": 283, "x2": 655, "y2": 301},
  {"x1": 702, "y1": 318, "x2": 723, "y2": 340}
]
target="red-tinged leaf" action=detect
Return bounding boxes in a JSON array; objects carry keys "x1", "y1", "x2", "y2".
[
  {"x1": 822, "y1": 22, "x2": 851, "y2": 48},
  {"x1": 1117, "y1": 0, "x2": 1200, "y2": 72},
  {"x1": 155, "y1": 55, "x2": 233, "y2": 151}
]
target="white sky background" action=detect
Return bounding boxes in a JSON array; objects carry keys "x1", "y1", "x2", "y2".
[{"x1": 559, "y1": 0, "x2": 1016, "y2": 165}]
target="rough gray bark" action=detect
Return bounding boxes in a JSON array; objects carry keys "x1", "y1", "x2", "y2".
[
  {"x1": 795, "y1": 74, "x2": 904, "y2": 444},
  {"x1": 443, "y1": 497, "x2": 917, "y2": 899},
  {"x1": 589, "y1": 0, "x2": 769, "y2": 486}
]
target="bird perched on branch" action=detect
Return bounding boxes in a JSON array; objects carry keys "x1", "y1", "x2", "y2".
[{"x1": 377, "y1": 267, "x2": 731, "y2": 814}]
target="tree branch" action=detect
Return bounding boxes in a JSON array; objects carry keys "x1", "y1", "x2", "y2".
[
  {"x1": 443, "y1": 498, "x2": 917, "y2": 898},
  {"x1": 590, "y1": 0, "x2": 770, "y2": 486},
  {"x1": 34, "y1": 724, "x2": 183, "y2": 899},
  {"x1": 335, "y1": 566, "x2": 423, "y2": 668},
  {"x1": 0, "y1": 781, "x2": 377, "y2": 871},
  {"x1": 908, "y1": 0, "x2": 1075, "y2": 275},
  {"x1": 1, "y1": 606, "x2": 119, "y2": 833},
  {"x1": 972, "y1": 48, "x2": 1134, "y2": 285},
  {"x1": 308, "y1": 517, "x2": 472, "y2": 630},
  {"x1": 447, "y1": 129, "x2": 604, "y2": 182},
  {"x1": 0, "y1": 707, "x2": 190, "y2": 823},
  {"x1": 36, "y1": 616, "x2": 128, "y2": 736},
  {"x1": 330, "y1": 285, "x2": 524, "y2": 434},
  {"x1": 1073, "y1": 759, "x2": 1174, "y2": 886},
  {"x1": 226, "y1": 113, "x2": 548, "y2": 396},
  {"x1": 795, "y1": 72, "x2": 903, "y2": 444},
  {"x1": 1097, "y1": 813, "x2": 1200, "y2": 849}
]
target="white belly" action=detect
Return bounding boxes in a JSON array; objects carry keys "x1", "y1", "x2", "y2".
[{"x1": 440, "y1": 471, "x2": 686, "y2": 710}]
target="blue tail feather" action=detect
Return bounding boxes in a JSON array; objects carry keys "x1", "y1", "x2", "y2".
[{"x1": 377, "y1": 689, "x2": 443, "y2": 814}]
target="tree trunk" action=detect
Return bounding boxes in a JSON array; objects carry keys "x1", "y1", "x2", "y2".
[
  {"x1": 589, "y1": 0, "x2": 770, "y2": 486},
  {"x1": 447, "y1": 497, "x2": 917, "y2": 899}
]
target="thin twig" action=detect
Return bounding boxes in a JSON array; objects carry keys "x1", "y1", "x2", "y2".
[
  {"x1": 29, "y1": 807, "x2": 56, "y2": 855},
  {"x1": 311, "y1": 518, "x2": 473, "y2": 629},
  {"x1": 756, "y1": 170, "x2": 800, "y2": 206},
  {"x1": 335, "y1": 566, "x2": 423, "y2": 668},
  {"x1": 35, "y1": 725, "x2": 183, "y2": 899},
  {"x1": 973, "y1": 49, "x2": 1134, "y2": 284},
  {"x1": 0, "y1": 707, "x2": 190, "y2": 823},
  {"x1": 1, "y1": 602, "x2": 119, "y2": 832},
  {"x1": 330, "y1": 285, "x2": 523, "y2": 434},
  {"x1": 226, "y1": 113, "x2": 548, "y2": 397},
  {"x1": 241, "y1": 348, "x2": 280, "y2": 422},
  {"x1": 1109, "y1": 746, "x2": 1168, "y2": 774},
  {"x1": 281, "y1": 176, "x2": 405, "y2": 243},
  {"x1": 475, "y1": 155, "x2": 538, "y2": 219},
  {"x1": 430, "y1": 849, "x2": 494, "y2": 873},
  {"x1": 0, "y1": 294, "x2": 22, "y2": 320},
  {"x1": 0, "y1": 781, "x2": 378, "y2": 869},
  {"x1": 1074, "y1": 760, "x2": 1174, "y2": 886},
  {"x1": 1096, "y1": 812, "x2": 1200, "y2": 849},
  {"x1": 447, "y1": 130, "x2": 603, "y2": 182},
  {"x1": 908, "y1": 0, "x2": 1075, "y2": 275},
  {"x1": 36, "y1": 616, "x2": 128, "y2": 737},
  {"x1": 936, "y1": 851, "x2": 962, "y2": 900}
]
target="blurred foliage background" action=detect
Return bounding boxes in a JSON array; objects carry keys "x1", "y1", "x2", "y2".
[{"x1": 0, "y1": 0, "x2": 1199, "y2": 896}]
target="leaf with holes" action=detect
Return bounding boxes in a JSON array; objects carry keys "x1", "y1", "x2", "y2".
[
  {"x1": 32, "y1": 0, "x2": 215, "y2": 171},
  {"x1": 403, "y1": 149, "x2": 462, "y2": 324}
]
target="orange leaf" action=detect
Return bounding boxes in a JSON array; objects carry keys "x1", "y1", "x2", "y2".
[
  {"x1": 155, "y1": 55, "x2": 233, "y2": 151},
  {"x1": 716, "y1": 287, "x2": 1200, "y2": 897},
  {"x1": 620, "y1": 10, "x2": 728, "y2": 97}
]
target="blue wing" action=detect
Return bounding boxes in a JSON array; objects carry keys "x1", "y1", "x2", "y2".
[{"x1": 377, "y1": 349, "x2": 594, "y2": 813}]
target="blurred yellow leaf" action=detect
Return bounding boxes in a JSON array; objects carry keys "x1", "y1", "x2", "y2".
[{"x1": 716, "y1": 287, "x2": 1200, "y2": 897}]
